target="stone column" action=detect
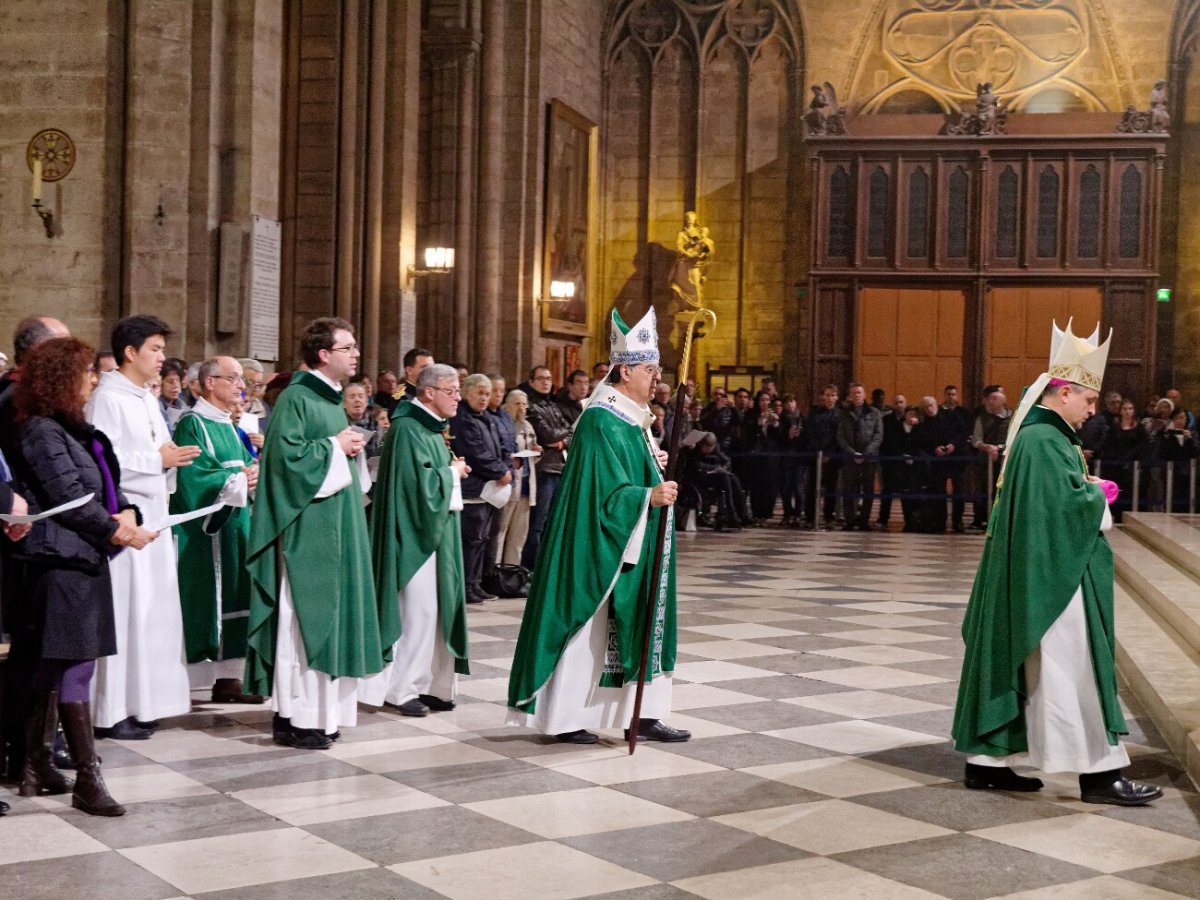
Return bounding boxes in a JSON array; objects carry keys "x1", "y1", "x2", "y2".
[{"x1": 474, "y1": 0, "x2": 506, "y2": 372}]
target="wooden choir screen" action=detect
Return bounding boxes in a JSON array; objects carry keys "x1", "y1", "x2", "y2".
[
  {"x1": 855, "y1": 287, "x2": 965, "y2": 404},
  {"x1": 985, "y1": 286, "x2": 1102, "y2": 395},
  {"x1": 807, "y1": 123, "x2": 1165, "y2": 402}
]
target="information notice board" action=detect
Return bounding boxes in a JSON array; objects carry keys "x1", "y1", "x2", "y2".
[{"x1": 249, "y1": 215, "x2": 281, "y2": 361}]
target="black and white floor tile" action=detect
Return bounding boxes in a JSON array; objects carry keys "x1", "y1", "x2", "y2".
[{"x1": 2, "y1": 527, "x2": 1197, "y2": 898}]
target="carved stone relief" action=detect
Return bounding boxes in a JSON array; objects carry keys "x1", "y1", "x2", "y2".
[{"x1": 847, "y1": 0, "x2": 1132, "y2": 114}]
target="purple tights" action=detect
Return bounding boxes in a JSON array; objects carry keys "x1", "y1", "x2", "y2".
[{"x1": 32, "y1": 658, "x2": 97, "y2": 703}]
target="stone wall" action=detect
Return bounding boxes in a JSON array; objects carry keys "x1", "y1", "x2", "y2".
[{"x1": 0, "y1": 1, "x2": 123, "y2": 356}]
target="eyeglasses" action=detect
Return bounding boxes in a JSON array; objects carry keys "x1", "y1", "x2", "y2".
[
  {"x1": 329, "y1": 344, "x2": 359, "y2": 354},
  {"x1": 212, "y1": 374, "x2": 245, "y2": 385},
  {"x1": 435, "y1": 387, "x2": 461, "y2": 397},
  {"x1": 637, "y1": 365, "x2": 663, "y2": 377},
  {"x1": 533, "y1": 375, "x2": 553, "y2": 382}
]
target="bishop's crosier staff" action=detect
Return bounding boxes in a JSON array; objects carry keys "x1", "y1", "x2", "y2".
[{"x1": 628, "y1": 306, "x2": 716, "y2": 755}]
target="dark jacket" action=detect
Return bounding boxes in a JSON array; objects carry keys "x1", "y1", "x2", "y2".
[
  {"x1": 837, "y1": 404, "x2": 883, "y2": 456},
  {"x1": 519, "y1": 381, "x2": 574, "y2": 476},
  {"x1": 936, "y1": 405, "x2": 972, "y2": 455},
  {"x1": 451, "y1": 401, "x2": 510, "y2": 499},
  {"x1": 805, "y1": 405, "x2": 840, "y2": 454},
  {"x1": 487, "y1": 406, "x2": 518, "y2": 462},
  {"x1": 373, "y1": 390, "x2": 400, "y2": 415},
  {"x1": 14, "y1": 415, "x2": 130, "y2": 659},
  {"x1": 14, "y1": 415, "x2": 128, "y2": 573},
  {"x1": 880, "y1": 410, "x2": 908, "y2": 457}
]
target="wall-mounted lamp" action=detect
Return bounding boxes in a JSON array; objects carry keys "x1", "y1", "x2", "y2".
[
  {"x1": 28, "y1": 129, "x2": 76, "y2": 239},
  {"x1": 537, "y1": 279, "x2": 577, "y2": 304},
  {"x1": 406, "y1": 246, "x2": 455, "y2": 288}
]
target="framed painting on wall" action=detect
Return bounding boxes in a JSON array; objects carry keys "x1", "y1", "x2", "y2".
[
  {"x1": 541, "y1": 99, "x2": 597, "y2": 337},
  {"x1": 564, "y1": 344, "x2": 581, "y2": 381},
  {"x1": 545, "y1": 345, "x2": 563, "y2": 390}
]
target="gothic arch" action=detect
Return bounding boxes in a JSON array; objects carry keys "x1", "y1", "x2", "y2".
[{"x1": 599, "y1": 0, "x2": 806, "y2": 377}]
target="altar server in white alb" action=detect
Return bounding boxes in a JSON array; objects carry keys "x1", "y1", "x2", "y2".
[{"x1": 86, "y1": 316, "x2": 199, "y2": 739}]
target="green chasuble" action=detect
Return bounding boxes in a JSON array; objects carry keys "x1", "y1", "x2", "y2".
[
  {"x1": 370, "y1": 400, "x2": 470, "y2": 674},
  {"x1": 243, "y1": 371, "x2": 389, "y2": 694},
  {"x1": 952, "y1": 404, "x2": 1126, "y2": 756},
  {"x1": 170, "y1": 403, "x2": 254, "y2": 663},
  {"x1": 507, "y1": 384, "x2": 677, "y2": 713}
]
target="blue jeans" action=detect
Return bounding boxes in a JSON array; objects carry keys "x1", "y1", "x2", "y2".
[{"x1": 520, "y1": 471, "x2": 561, "y2": 570}]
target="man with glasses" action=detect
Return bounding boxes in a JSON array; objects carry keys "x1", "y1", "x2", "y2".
[
  {"x1": 518, "y1": 365, "x2": 575, "y2": 569},
  {"x1": 509, "y1": 308, "x2": 690, "y2": 746},
  {"x1": 363, "y1": 363, "x2": 471, "y2": 717},
  {"x1": 244, "y1": 318, "x2": 390, "y2": 749},
  {"x1": 171, "y1": 357, "x2": 262, "y2": 704}
]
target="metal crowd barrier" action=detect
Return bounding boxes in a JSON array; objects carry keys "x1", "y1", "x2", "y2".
[{"x1": 713, "y1": 450, "x2": 1198, "y2": 530}]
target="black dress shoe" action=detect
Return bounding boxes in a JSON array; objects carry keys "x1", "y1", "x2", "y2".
[
  {"x1": 474, "y1": 587, "x2": 498, "y2": 601},
  {"x1": 326, "y1": 731, "x2": 341, "y2": 742},
  {"x1": 272, "y1": 713, "x2": 291, "y2": 743},
  {"x1": 1080, "y1": 774, "x2": 1163, "y2": 807},
  {"x1": 0, "y1": 798, "x2": 8, "y2": 816},
  {"x1": 418, "y1": 694, "x2": 456, "y2": 712},
  {"x1": 396, "y1": 698, "x2": 429, "y2": 717},
  {"x1": 964, "y1": 762, "x2": 1043, "y2": 792},
  {"x1": 555, "y1": 729, "x2": 599, "y2": 744},
  {"x1": 94, "y1": 717, "x2": 150, "y2": 741},
  {"x1": 626, "y1": 720, "x2": 691, "y2": 743},
  {"x1": 132, "y1": 718, "x2": 159, "y2": 732},
  {"x1": 279, "y1": 725, "x2": 332, "y2": 750}
]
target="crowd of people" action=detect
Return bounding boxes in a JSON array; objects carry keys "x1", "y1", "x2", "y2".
[
  {"x1": 0, "y1": 309, "x2": 1191, "y2": 819},
  {"x1": 0, "y1": 313, "x2": 642, "y2": 818},
  {"x1": 660, "y1": 379, "x2": 1198, "y2": 534}
]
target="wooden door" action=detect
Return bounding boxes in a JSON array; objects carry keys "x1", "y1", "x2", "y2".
[
  {"x1": 985, "y1": 285, "x2": 1103, "y2": 394},
  {"x1": 855, "y1": 287, "x2": 965, "y2": 404}
]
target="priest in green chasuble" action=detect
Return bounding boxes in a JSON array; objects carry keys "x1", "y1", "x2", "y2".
[
  {"x1": 244, "y1": 318, "x2": 388, "y2": 751},
  {"x1": 507, "y1": 308, "x2": 691, "y2": 745},
  {"x1": 170, "y1": 356, "x2": 261, "y2": 704},
  {"x1": 952, "y1": 321, "x2": 1161, "y2": 806},
  {"x1": 360, "y1": 363, "x2": 471, "y2": 716}
]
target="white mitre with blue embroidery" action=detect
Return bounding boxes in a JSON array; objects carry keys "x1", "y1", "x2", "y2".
[{"x1": 610, "y1": 308, "x2": 660, "y2": 366}]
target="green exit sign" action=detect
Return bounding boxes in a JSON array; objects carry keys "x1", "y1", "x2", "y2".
[{"x1": 1157, "y1": 288, "x2": 1172, "y2": 303}]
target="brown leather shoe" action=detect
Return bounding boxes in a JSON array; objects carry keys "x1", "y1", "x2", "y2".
[{"x1": 211, "y1": 678, "x2": 265, "y2": 704}]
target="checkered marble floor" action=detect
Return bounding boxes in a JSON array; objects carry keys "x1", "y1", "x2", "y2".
[{"x1": 2, "y1": 528, "x2": 1198, "y2": 899}]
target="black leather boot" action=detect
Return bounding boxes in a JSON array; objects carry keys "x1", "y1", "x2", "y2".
[
  {"x1": 18, "y1": 690, "x2": 72, "y2": 797},
  {"x1": 59, "y1": 700, "x2": 125, "y2": 817}
]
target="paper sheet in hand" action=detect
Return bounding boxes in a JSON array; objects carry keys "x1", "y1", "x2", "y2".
[
  {"x1": 480, "y1": 479, "x2": 513, "y2": 509},
  {"x1": 512, "y1": 449, "x2": 541, "y2": 459},
  {"x1": 149, "y1": 500, "x2": 225, "y2": 532},
  {"x1": 0, "y1": 492, "x2": 95, "y2": 525}
]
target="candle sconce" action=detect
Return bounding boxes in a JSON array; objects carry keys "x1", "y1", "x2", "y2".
[
  {"x1": 27, "y1": 129, "x2": 76, "y2": 238},
  {"x1": 406, "y1": 246, "x2": 455, "y2": 288}
]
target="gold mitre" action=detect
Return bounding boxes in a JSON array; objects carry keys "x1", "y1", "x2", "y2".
[{"x1": 1047, "y1": 319, "x2": 1111, "y2": 391}]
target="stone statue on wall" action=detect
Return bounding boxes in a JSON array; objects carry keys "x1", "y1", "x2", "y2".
[
  {"x1": 671, "y1": 210, "x2": 714, "y2": 308},
  {"x1": 1117, "y1": 80, "x2": 1170, "y2": 134},
  {"x1": 942, "y1": 82, "x2": 1010, "y2": 135},
  {"x1": 803, "y1": 83, "x2": 847, "y2": 136}
]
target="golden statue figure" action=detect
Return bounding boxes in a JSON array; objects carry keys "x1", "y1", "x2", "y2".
[{"x1": 671, "y1": 210, "x2": 714, "y2": 308}]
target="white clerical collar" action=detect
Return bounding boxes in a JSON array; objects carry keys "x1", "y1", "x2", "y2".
[
  {"x1": 192, "y1": 396, "x2": 233, "y2": 424},
  {"x1": 103, "y1": 369, "x2": 151, "y2": 397},
  {"x1": 311, "y1": 368, "x2": 343, "y2": 393},
  {"x1": 589, "y1": 383, "x2": 653, "y2": 429},
  {"x1": 413, "y1": 398, "x2": 445, "y2": 422}
]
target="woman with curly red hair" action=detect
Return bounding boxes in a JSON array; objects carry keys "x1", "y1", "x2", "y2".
[{"x1": 9, "y1": 337, "x2": 157, "y2": 816}]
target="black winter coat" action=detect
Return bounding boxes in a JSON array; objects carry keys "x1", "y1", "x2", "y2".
[
  {"x1": 15, "y1": 416, "x2": 128, "y2": 573},
  {"x1": 13, "y1": 415, "x2": 132, "y2": 659}
]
